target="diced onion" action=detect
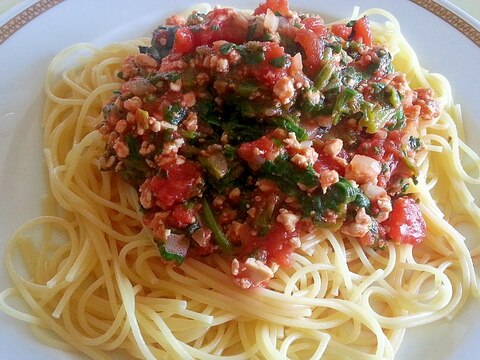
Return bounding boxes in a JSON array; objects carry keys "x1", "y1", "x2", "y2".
[
  {"x1": 290, "y1": 53, "x2": 303, "y2": 74},
  {"x1": 264, "y1": 9, "x2": 279, "y2": 33}
]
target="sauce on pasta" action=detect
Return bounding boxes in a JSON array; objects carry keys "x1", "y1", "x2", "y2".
[
  {"x1": 1, "y1": 1, "x2": 479, "y2": 359},
  {"x1": 97, "y1": 0, "x2": 434, "y2": 289}
]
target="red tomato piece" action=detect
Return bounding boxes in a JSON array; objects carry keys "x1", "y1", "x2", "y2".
[
  {"x1": 384, "y1": 197, "x2": 426, "y2": 244},
  {"x1": 253, "y1": 0, "x2": 290, "y2": 16},
  {"x1": 264, "y1": 42, "x2": 285, "y2": 61},
  {"x1": 194, "y1": 8, "x2": 248, "y2": 46},
  {"x1": 356, "y1": 131, "x2": 414, "y2": 180},
  {"x1": 295, "y1": 29, "x2": 323, "y2": 76},
  {"x1": 302, "y1": 17, "x2": 327, "y2": 37},
  {"x1": 331, "y1": 24, "x2": 352, "y2": 40},
  {"x1": 238, "y1": 136, "x2": 280, "y2": 170},
  {"x1": 168, "y1": 204, "x2": 196, "y2": 228},
  {"x1": 263, "y1": 223, "x2": 298, "y2": 268},
  {"x1": 172, "y1": 27, "x2": 195, "y2": 54},
  {"x1": 352, "y1": 16, "x2": 373, "y2": 46},
  {"x1": 146, "y1": 160, "x2": 203, "y2": 210},
  {"x1": 313, "y1": 154, "x2": 346, "y2": 176},
  {"x1": 251, "y1": 42, "x2": 289, "y2": 86}
]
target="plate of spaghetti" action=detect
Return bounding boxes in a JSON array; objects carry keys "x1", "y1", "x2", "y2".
[{"x1": 0, "y1": 0, "x2": 480, "y2": 359}]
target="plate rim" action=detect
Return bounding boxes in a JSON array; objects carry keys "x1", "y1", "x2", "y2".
[{"x1": 0, "y1": 0, "x2": 479, "y2": 46}]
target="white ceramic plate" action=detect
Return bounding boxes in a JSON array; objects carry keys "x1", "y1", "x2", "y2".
[{"x1": 1, "y1": 0, "x2": 479, "y2": 359}]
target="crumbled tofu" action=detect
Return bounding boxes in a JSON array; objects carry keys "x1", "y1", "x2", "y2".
[
  {"x1": 345, "y1": 155, "x2": 382, "y2": 184},
  {"x1": 113, "y1": 140, "x2": 129, "y2": 158},
  {"x1": 170, "y1": 80, "x2": 182, "y2": 92},
  {"x1": 341, "y1": 208, "x2": 372, "y2": 237},
  {"x1": 162, "y1": 138, "x2": 185, "y2": 154},
  {"x1": 361, "y1": 183, "x2": 392, "y2": 223},
  {"x1": 228, "y1": 187, "x2": 241, "y2": 202},
  {"x1": 291, "y1": 153, "x2": 310, "y2": 169},
  {"x1": 323, "y1": 139, "x2": 343, "y2": 157},
  {"x1": 273, "y1": 76, "x2": 295, "y2": 105},
  {"x1": 289, "y1": 236, "x2": 301, "y2": 249},
  {"x1": 231, "y1": 258, "x2": 240, "y2": 276},
  {"x1": 123, "y1": 96, "x2": 143, "y2": 112},
  {"x1": 139, "y1": 187, "x2": 153, "y2": 209},
  {"x1": 320, "y1": 170, "x2": 339, "y2": 193},
  {"x1": 232, "y1": 258, "x2": 275, "y2": 289},
  {"x1": 243, "y1": 258, "x2": 274, "y2": 286},
  {"x1": 115, "y1": 119, "x2": 128, "y2": 133},
  {"x1": 182, "y1": 112, "x2": 198, "y2": 131},
  {"x1": 139, "y1": 141, "x2": 155, "y2": 156},
  {"x1": 277, "y1": 208, "x2": 300, "y2": 233},
  {"x1": 215, "y1": 58, "x2": 229, "y2": 73}
]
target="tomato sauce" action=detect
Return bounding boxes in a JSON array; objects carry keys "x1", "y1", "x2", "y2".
[{"x1": 98, "y1": 0, "x2": 438, "y2": 288}]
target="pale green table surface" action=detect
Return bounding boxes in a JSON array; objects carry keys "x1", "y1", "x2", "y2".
[{"x1": 451, "y1": 0, "x2": 480, "y2": 20}]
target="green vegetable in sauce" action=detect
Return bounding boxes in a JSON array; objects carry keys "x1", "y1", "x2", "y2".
[
  {"x1": 408, "y1": 136, "x2": 421, "y2": 150},
  {"x1": 195, "y1": 100, "x2": 220, "y2": 127},
  {"x1": 237, "y1": 43, "x2": 265, "y2": 64},
  {"x1": 164, "y1": 103, "x2": 187, "y2": 125},
  {"x1": 199, "y1": 152, "x2": 229, "y2": 180},
  {"x1": 261, "y1": 154, "x2": 319, "y2": 188},
  {"x1": 269, "y1": 55, "x2": 291, "y2": 68},
  {"x1": 387, "y1": 108, "x2": 406, "y2": 130},
  {"x1": 272, "y1": 115, "x2": 308, "y2": 142},
  {"x1": 387, "y1": 85, "x2": 402, "y2": 108},
  {"x1": 157, "y1": 234, "x2": 190, "y2": 265},
  {"x1": 359, "y1": 102, "x2": 396, "y2": 134},
  {"x1": 179, "y1": 129, "x2": 198, "y2": 139},
  {"x1": 331, "y1": 87, "x2": 363, "y2": 125},
  {"x1": 121, "y1": 135, "x2": 150, "y2": 187},
  {"x1": 147, "y1": 26, "x2": 178, "y2": 61},
  {"x1": 279, "y1": 35, "x2": 301, "y2": 56},
  {"x1": 223, "y1": 118, "x2": 266, "y2": 143},
  {"x1": 314, "y1": 62, "x2": 335, "y2": 90},
  {"x1": 237, "y1": 82, "x2": 259, "y2": 97},
  {"x1": 148, "y1": 71, "x2": 181, "y2": 85},
  {"x1": 223, "y1": 145, "x2": 237, "y2": 160},
  {"x1": 402, "y1": 150, "x2": 419, "y2": 176},
  {"x1": 254, "y1": 194, "x2": 280, "y2": 236},
  {"x1": 323, "y1": 178, "x2": 370, "y2": 212},
  {"x1": 201, "y1": 198, "x2": 234, "y2": 254},
  {"x1": 366, "y1": 48, "x2": 394, "y2": 75},
  {"x1": 206, "y1": 162, "x2": 245, "y2": 194},
  {"x1": 300, "y1": 89, "x2": 325, "y2": 115},
  {"x1": 219, "y1": 42, "x2": 236, "y2": 54},
  {"x1": 341, "y1": 67, "x2": 365, "y2": 88}
]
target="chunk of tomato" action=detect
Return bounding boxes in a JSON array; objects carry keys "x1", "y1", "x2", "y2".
[
  {"x1": 172, "y1": 27, "x2": 195, "y2": 54},
  {"x1": 195, "y1": 8, "x2": 248, "y2": 45},
  {"x1": 331, "y1": 17, "x2": 372, "y2": 47},
  {"x1": 331, "y1": 24, "x2": 352, "y2": 40},
  {"x1": 313, "y1": 153, "x2": 346, "y2": 176},
  {"x1": 264, "y1": 42, "x2": 285, "y2": 61},
  {"x1": 263, "y1": 222, "x2": 298, "y2": 268},
  {"x1": 168, "y1": 204, "x2": 196, "y2": 228},
  {"x1": 253, "y1": 0, "x2": 290, "y2": 16},
  {"x1": 145, "y1": 160, "x2": 203, "y2": 210},
  {"x1": 238, "y1": 136, "x2": 280, "y2": 170},
  {"x1": 295, "y1": 28, "x2": 323, "y2": 76},
  {"x1": 352, "y1": 16, "x2": 373, "y2": 46},
  {"x1": 384, "y1": 197, "x2": 426, "y2": 244},
  {"x1": 252, "y1": 42, "x2": 289, "y2": 86},
  {"x1": 302, "y1": 17, "x2": 327, "y2": 37}
]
